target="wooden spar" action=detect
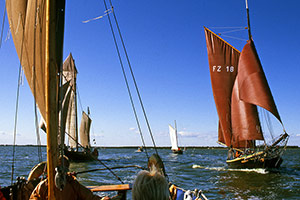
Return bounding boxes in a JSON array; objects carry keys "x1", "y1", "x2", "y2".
[
  {"x1": 46, "y1": 0, "x2": 58, "y2": 199},
  {"x1": 88, "y1": 184, "x2": 132, "y2": 192},
  {"x1": 217, "y1": 142, "x2": 244, "y2": 152},
  {"x1": 245, "y1": 0, "x2": 252, "y2": 40}
]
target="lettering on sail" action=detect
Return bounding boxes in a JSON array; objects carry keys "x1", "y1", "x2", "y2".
[{"x1": 212, "y1": 66, "x2": 235, "y2": 73}]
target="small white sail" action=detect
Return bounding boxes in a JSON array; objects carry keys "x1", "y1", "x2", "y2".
[{"x1": 169, "y1": 125, "x2": 179, "y2": 150}]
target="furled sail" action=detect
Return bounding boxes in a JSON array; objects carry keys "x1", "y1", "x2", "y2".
[
  {"x1": 169, "y1": 125, "x2": 179, "y2": 150},
  {"x1": 204, "y1": 27, "x2": 240, "y2": 147},
  {"x1": 237, "y1": 40, "x2": 282, "y2": 123},
  {"x1": 79, "y1": 111, "x2": 92, "y2": 149},
  {"x1": 62, "y1": 54, "x2": 78, "y2": 148}
]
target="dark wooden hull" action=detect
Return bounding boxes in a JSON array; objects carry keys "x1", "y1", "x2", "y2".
[
  {"x1": 172, "y1": 149, "x2": 183, "y2": 154},
  {"x1": 226, "y1": 151, "x2": 283, "y2": 169},
  {"x1": 64, "y1": 149, "x2": 98, "y2": 162}
]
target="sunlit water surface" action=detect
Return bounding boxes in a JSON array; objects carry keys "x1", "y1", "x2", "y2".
[{"x1": 1, "y1": 146, "x2": 299, "y2": 199}]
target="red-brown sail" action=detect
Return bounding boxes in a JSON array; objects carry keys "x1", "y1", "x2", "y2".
[
  {"x1": 204, "y1": 27, "x2": 240, "y2": 146},
  {"x1": 231, "y1": 78, "x2": 263, "y2": 148},
  {"x1": 237, "y1": 40, "x2": 282, "y2": 123}
]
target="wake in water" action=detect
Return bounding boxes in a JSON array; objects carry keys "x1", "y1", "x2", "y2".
[{"x1": 192, "y1": 164, "x2": 268, "y2": 174}]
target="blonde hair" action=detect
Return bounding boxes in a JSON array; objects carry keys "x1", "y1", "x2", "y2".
[{"x1": 132, "y1": 168, "x2": 169, "y2": 200}]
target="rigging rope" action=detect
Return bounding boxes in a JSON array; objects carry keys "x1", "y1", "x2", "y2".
[
  {"x1": 32, "y1": 0, "x2": 43, "y2": 162},
  {"x1": 217, "y1": 28, "x2": 247, "y2": 35},
  {"x1": 217, "y1": 34, "x2": 247, "y2": 41},
  {"x1": 11, "y1": 64, "x2": 22, "y2": 185},
  {"x1": 207, "y1": 27, "x2": 248, "y2": 41},
  {"x1": 75, "y1": 165, "x2": 145, "y2": 175},
  {"x1": 106, "y1": 0, "x2": 158, "y2": 155},
  {"x1": 102, "y1": 0, "x2": 152, "y2": 158},
  {"x1": 34, "y1": 101, "x2": 43, "y2": 162},
  {"x1": 10, "y1": 13, "x2": 26, "y2": 185},
  {"x1": 0, "y1": 2, "x2": 6, "y2": 49},
  {"x1": 65, "y1": 131, "x2": 125, "y2": 184}
]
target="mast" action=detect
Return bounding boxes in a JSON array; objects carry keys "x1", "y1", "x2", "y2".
[
  {"x1": 174, "y1": 120, "x2": 178, "y2": 148},
  {"x1": 245, "y1": 0, "x2": 252, "y2": 40},
  {"x1": 46, "y1": 0, "x2": 58, "y2": 198},
  {"x1": 74, "y1": 66, "x2": 79, "y2": 151}
]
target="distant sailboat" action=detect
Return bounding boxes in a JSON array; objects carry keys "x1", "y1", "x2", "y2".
[
  {"x1": 62, "y1": 54, "x2": 98, "y2": 162},
  {"x1": 135, "y1": 146, "x2": 144, "y2": 153},
  {"x1": 203, "y1": 1, "x2": 289, "y2": 168},
  {"x1": 169, "y1": 121, "x2": 183, "y2": 154}
]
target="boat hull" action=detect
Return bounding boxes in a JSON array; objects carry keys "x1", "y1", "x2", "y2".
[
  {"x1": 64, "y1": 149, "x2": 98, "y2": 162},
  {"x1": 226, "y1": 151, "x2": 283, "y2": 169},
  {"x1": 172, "y1": 149, "x2": 183, "y2": 154}
]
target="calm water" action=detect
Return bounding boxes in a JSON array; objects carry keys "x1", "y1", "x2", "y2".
[{"x1": 1, "y1": 146, "x2": 299, "y2": 199}]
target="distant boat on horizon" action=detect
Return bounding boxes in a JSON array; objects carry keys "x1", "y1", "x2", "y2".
[
  {"x1": 62, "y1": 53, "x2": 98, "y2": 162},
  {"x1": 169, "y1": 121, "x2": 183, "y2": 154}
]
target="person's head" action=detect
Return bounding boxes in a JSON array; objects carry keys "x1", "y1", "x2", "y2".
[{"x1": 132, "y1": 168, "x2": 169, "y2": 200}]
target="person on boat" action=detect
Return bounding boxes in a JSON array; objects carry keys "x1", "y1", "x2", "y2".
[
  {"x1": 132, "y1": 168, "x2": 170, "y2": 200},
  {"x1": 29, "y1": 156, "x2": 110, "y2": 200},
  {"x1": 235, "y1": 150, "x2": 241, "y2": 158},
  {"x1": 92, "y1": 148, "x2": 99, "y2": 157},
  {"x1": 227, "y1": 145, "x2": 234, "y2": 160}
]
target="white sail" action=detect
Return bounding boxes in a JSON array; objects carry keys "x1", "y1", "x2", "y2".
[
  {"x1": 169, "y1": 125, "x2": 179, "y2": 150},
  {"x1": 62, "y1": 54, "x2": 78, "y2": 148},
  {"x1": 66, "y1": 91, "x2": 77, "y2": 148}
]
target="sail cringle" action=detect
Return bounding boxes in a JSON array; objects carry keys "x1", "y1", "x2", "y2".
[
  {"x1": 237, "y1": 40, "x2": 282, "y2": 123},
  {"x1": 204, "y1": 27, "x2": 240, "y2": 147}
]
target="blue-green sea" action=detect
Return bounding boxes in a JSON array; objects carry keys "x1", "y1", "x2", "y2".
[{"x1": 1, "y1": 146, "x2": 299, "y2": 199}]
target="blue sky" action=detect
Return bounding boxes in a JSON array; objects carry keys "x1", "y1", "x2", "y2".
[{"x1": 0, "y1": 0, "x2": 299, "y2": 147}]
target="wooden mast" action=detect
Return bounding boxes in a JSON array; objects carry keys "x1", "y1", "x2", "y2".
[
  {"x1": 245, "y1": 0, "x2": 252, "y2": 40},
  {"x1": 46, "y1": 0, "x2": 59, "y2": 199}
]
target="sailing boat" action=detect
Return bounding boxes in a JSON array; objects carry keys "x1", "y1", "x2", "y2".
[
  {"x1": 2, "y1": 0, "x2": 129, "y2": 199},
  {"x1": 169, "y1": 121, "x2": 183, "y2": 154},
  {"x1": 61, "y1": 53, "x2": 98, "y2": 162},
  {"x1": 204, "y1": 1, "x2": 289, "y2": 169}
]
